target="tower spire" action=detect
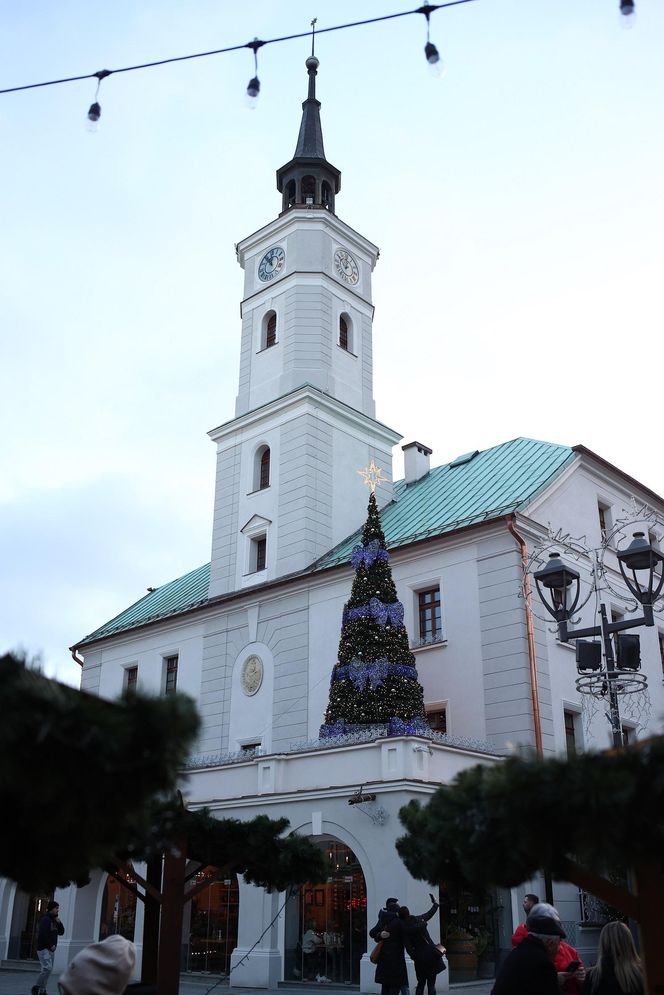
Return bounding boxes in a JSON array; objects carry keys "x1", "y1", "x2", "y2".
[{"x1": 276, "y1": 55, "x2": 341, "y2": 213}]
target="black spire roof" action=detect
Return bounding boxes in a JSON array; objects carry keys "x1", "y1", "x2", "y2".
[{"x1": 276, "y1": 57, "x2": 341, "y2": 214}]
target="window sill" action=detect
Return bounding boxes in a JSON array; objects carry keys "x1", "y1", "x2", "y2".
[
  {"x1": 337, "y1": 345, "x2": 358, "y2": 357},
  {"x1": 247, "y1": 486, "x2": 271, "y2": 496},
  {"x1": 411, "y1": 638, "x2": 447, "y2": 653},
  {"x1": 244, "y1": 568, "x2": 267, "y2": 578},
  {"x1": 256, "y1": 344, "x2": 278, "y2": 354}
]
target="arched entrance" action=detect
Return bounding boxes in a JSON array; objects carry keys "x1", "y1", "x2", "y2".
[
  {"x1": 285, "y1": 837, "x2": 367, "y2": 985},
  {"x1": 184, "y1": 870, "x2": 239, "y2": 975},
  {"x1": 99, "y1": 876, "x2": 136, "y2": 941}
]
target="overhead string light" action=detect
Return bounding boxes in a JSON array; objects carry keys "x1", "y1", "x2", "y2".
[
  {"x1": 619, "y1": 0, "x2": 636, "y2": 28},
  {"x1": 0, "y1": 1, "x2": 631, "y2": 115},
  {"x1": 245, "y1": 38, "x2": 263, "y2": 108},
  {"x1": 86, "y1": 69, "x2": 111, "y2": 131},
  {"x1": 418, "y1": 5, "x2": 445, "y2": 77}
]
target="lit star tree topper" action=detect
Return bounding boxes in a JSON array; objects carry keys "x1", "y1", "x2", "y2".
[
  {"x1": 357, "y1": 459, "x2": 388, "y2": 494},
  {"x1": 319, "y1": 486, "x2": 429, "y2": 739}
]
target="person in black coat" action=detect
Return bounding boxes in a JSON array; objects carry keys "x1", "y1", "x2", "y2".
[
  {"x1": 374, "y1": 917, "x2": 409, "y2": 995},
  {"x1": 33, "y1": 900, "x2": 65, "y2": 995},
  {"x1": 491, "y1": 914, "x2": 565, "y2": 995},
  {"x1": 398, "y1": 905, "x2": 445, "y2": 995},
  {"x1": 372, "y1": 895, "x2": 439, "y2": 995}
]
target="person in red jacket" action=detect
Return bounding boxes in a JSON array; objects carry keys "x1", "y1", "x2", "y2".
[
  {"x1": 512, "y1": 894, "x2": 540, "y2": 947},
  {"x1": 513, "y1": 902, "x2": 586, "y2": 995}
]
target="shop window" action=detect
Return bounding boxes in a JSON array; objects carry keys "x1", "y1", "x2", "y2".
[{"x1": 185, "y1": 871, "x2": 239, "y2": 975}]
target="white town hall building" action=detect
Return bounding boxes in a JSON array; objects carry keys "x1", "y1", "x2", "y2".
[{"x1": 2, "y1": 56, "x2": 663, "y2": 992}]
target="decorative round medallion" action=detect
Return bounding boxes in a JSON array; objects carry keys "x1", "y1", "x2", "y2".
[
  {"x1": 241, "y1": 655, "x2": 264, "y2": 696},
  {"x1": 333, "y1": 248, "x2": 359, "y2": 286},
  {"x1": 258, "y1": 246, "x2": 286, "y2": 282}
]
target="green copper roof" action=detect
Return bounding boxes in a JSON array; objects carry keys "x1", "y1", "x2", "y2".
[
  {"x1": 314, "y1": 437, "x2": 574, "y2": 569},
  {"x1": 77, "y1": 562, "x2": 211, "y2": 645},
  {"x1": 75, "y1": 437, "x2": 574, "y2": 647}
]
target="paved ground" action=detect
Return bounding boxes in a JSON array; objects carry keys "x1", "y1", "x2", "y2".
[
  {"x1": 0, "y1": 975, "x2": 496, "y2": 995},
  {"x1": 0, "y1": 970, "x2": 495, "y2": 995}
]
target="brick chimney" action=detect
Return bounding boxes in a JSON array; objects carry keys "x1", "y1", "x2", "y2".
[{"x1": 402, "y1": 441, "x2": 432, "y2": 484}]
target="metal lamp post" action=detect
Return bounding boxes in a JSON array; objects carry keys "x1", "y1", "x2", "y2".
[{"x1": 534, "y1": 532, "x2": 663, "y2": 748}]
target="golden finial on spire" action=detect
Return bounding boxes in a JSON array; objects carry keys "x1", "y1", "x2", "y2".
[{"x1": 358, "y1": 460, "x2": 388, "y2": 494}]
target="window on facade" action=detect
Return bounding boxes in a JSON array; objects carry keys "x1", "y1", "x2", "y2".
[
  {"x1": 321, "y1": 181, "x2": 332, "y2": 210},
  {"x1": 339, "y1": 315, "x2": 349, "y2": 351},
  {"x1": 241, "y1": 742, "x2": 261, "y2": 754},
  {"x1": 259, "y1": 447, "x2": 270, "y2": 489},
  {"x1": 622, "y1": 725, "x2": 634, "y2": 746},
  {"x1": 265, "y1": 312, "x2": 277, "y2": 349},
  {"x1": 564, "y1": 710, "x2": 578, "y2": 756},
  {"x1": 427, "y1": 708, "x2": 447, "y2": 735},
  {"x1": 285, "y1": 179, "x2": 296, "y2": 209},
  {"x1": 124, "y1": 665, "x2": 138, "y2": 693},
  {"x1": 164, "y1": 655, "x2": 178, "y2": 695},
  {"x1": 418, "y1": 587, "x2": 442, "y2": 643},
  {"x1": 598, "y1": 503, "x2": 611, "y2": 542},
  {"x1": 252, "y1": 536, "x2": 267, "y2": 572}
]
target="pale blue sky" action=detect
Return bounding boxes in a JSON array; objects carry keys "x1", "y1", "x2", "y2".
[{"x1": 2, "y1": 0, "x2": 663, "y2": 685}]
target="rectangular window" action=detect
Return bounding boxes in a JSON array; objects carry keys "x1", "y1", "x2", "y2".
[
  {"x1": 241, "y1": 742, "x2": 261, "y2": 754},
  {"x1": 124, "y1": 665, "x2": 138, "y2": 693},
  {"x1": 621, "y1": 725, "x2": 634, "y2": 746},
  {"x1": 427, "y1": 708, "x2": 447, "y2": 735},
  {"x1": 164, "y1": 655, "x2": 178, "y2": 695},
  {"x1": 598, "y1": 502, "x2": 611, "y2": 542},
  {"x1": 418, "y1": 587, "x2": 442, "y2": 643},
  {"x1": 253, "y1": 536, "x2": 267, "y2": 572},
  {"x1": 564, "y1": 710, "x2": 578, "y2": 756}
]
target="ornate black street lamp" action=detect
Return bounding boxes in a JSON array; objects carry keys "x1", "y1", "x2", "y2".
[{"x1": 534, "y1": 533, "x2": 663, "y2": 748}]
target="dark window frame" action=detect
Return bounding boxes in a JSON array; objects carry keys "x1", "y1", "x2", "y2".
[
  {"x1": 427, "y1": 708, "x2": 447, "y2": 735},
  {"x1": 259, "y1": 448, "x2": 270, "y2": 490},
  {"x1": 339, "y1": 315, "x2": 349, "y2": 351},
  {"x1": 164, "y1": 655, "x2": 179, "y2": 695},
  {"x1": 265, "y1": 313, "x2": 277, "y2": 349},
  {"x1": 125, "y1": 665, "x2": 138, "y2": 692},
  {"x1": 564, "y1": 709, "x2": 577, "y2": 756},
  {"x1": 254, "y1": 536, "x2": 267, "y2": 572},
  {"x1": 418, "y1": 587, "x2": 442, "y2": 643}
]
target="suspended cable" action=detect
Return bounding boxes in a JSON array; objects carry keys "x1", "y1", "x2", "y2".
[{"x1": 0, "y1": 1, "x2": 478, "y2": 97}]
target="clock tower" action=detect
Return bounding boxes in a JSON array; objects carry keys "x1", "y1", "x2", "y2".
[{"x1": 208, "y1": 57, "x2": 401, "y2": 599}]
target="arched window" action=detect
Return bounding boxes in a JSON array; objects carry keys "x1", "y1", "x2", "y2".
[
  {"x1": 285, "y1": 180, "x2": 296, "y2": 209},
  {"x1": 259, "y1": 447, "x2": 270, "y2": 489},
  {"x1": 339, "y1": 314, "x2": 351, "y2": 352},
  {"x1": 321, "y1": 181, "x2": 333, "y2": 211},
  {"x1": 301, "y1": 175, "x2": 316, "y2": 204},
  {"x1": 264, "y1": 311, "x2": 277, "y2": 349}
]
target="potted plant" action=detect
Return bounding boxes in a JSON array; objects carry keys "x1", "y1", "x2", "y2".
[{"x1": 444, "y1": 926, "x2": 477, "y2": 978}]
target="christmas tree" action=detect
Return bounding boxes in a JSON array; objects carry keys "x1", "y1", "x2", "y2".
[{"x1": 320, "y1": 491, "x2": 429, "y2": 738}]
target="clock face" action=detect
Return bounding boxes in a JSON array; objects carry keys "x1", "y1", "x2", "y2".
[
  {"x1": 258, "y1": 246, "x2": 285, "y2": 282},
  {"x1": 334, "y1": 248, "x2": 360, "y2": 286}
]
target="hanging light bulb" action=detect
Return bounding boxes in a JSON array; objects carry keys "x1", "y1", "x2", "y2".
[
  {"x1": 619, "y1": 0, "x2": 636, "y2": 27},
  {"x1": 424, "y1": 41, "x2": 444, "y2": 78},
  {"x1": 419, "y1": 5, "x2": 445, "y2": 78},
  {"x1": 245, "y1": 38, "x2": 264, "y2": 109},
  {"x1": 85, "y1": 69, "x2": 111, "y2": 133},
  {"x1": 86, "y1": 101, "x2": 101, "y2": 132},
  {"x1": 246, "y1": 75, "x2": 260, "y2": 108}
]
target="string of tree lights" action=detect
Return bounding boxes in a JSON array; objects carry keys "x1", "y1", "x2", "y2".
[{"x1": 0, "y1": 0, "x2": 637, "y2": 129}]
